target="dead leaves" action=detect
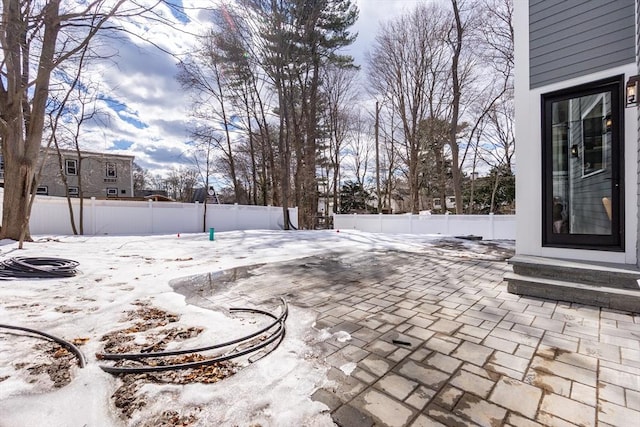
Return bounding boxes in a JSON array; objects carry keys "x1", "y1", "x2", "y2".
[{"x1": 71, "y1": 337, "x2": 90, "y2": 345}]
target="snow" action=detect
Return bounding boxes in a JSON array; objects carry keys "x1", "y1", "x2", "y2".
[{"x1": 0, "y1": 229, "x2": 513, "y2": 426}]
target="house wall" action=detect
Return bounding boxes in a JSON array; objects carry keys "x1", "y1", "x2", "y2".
[
  {"x1": 530, "y1": 0, "x2": 635, "y2": 88},
  {"x1": 38, "y1": 150, "x2": 134, "y2": 198},
  {"x1": 637, "y1": 0, "x2": 640, "y2": 266},
  {"x1": 515, "y1": 0, "x2": 638, "y2": 264}
]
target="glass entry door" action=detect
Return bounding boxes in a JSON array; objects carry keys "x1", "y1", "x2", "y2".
[{"x1": 542, "y1": 77, "x2": 623, "y2": 250}]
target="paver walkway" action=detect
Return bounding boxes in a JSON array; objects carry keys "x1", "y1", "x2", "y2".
[{"x1": 181, "y1": 240, "x2": 640, "y2": 426}]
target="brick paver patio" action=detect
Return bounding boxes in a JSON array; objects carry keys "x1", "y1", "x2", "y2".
[{"x1": 182, "y1": 241, "x2": 640, "y2": 426}]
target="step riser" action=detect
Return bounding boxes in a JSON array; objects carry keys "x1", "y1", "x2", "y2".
[
  {"x1": 506, "y1": 276, "x2": 640, "y2": 312},
  {"x1": 512, "y1": 265, "x2": 640, "y2": 290}
]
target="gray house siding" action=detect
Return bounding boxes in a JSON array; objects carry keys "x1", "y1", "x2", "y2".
[
  {"x1": 530, "y1": 0, "x2": 635, "y2": 89},
  {"x1": 568, "y1": 96, "x2": 611, "y2": 234}
]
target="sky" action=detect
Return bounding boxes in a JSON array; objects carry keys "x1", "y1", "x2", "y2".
[
  {"x1": 62, "y1": 0, "x2": 426, "y2": 180},
  {"x1": 0, "y1": 229, "x2": 511, "y2": 426}
]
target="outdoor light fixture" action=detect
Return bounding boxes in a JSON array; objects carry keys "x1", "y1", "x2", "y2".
[
  {"x1": 626, "y1": 75, "x2": 640, "y2": 107},
  {"x1": 605, "y1": 115, "x2": 612, "y2": 133},
  {"x1": 570, "y1": 144, "x2": 579, "y2": 158}
]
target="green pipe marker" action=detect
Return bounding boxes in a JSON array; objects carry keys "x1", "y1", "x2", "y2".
[{"x1": 209, "y1": 228, "x2": 215, "y2": 241}]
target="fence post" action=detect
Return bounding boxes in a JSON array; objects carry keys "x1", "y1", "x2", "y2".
[
  {"x1": 91, "y1": 197, "x2": 96, "y2": 235},
  {"x1": 194, "y1": 201, "x2": 200, "y2": 233},
  {"x1": 148, "y1": 199, "x2": 153, "y2": 234},
  {"x1": 445, "y1": 211, "x2": 450, "y2": 235},
  {"x1": 234, "y1": 203, "x2": 239, "y2": 230},
  {"x1": 489, "y1": 212, "x2": 494, "y2": 240}
]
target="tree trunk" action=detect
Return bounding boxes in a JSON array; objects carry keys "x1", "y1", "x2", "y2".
[
  {"x1": 3, "y1": 1, "x2": 61, "y2": 244},
  {"x1": 490, "y1": 172, "x2": 501, "y2": 214},
  {"x1": 54, "y1": 145, "x2": 79, "y2": 235},
  {"x1": 2, "y1": 149, "x2": 34, "y2": 242},
  {"x1": 304, "y1": 59, "x2": 321, "y2": 227},
  {"x1": 245, "y1": 90, "x2": 258, "y2": 205},
  {"x1": 449, "y1": 0, "x2": 464, "y2": 214}
]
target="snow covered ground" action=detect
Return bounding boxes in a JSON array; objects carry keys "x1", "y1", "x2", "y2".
[{"x1": 0, "y1": 230, "x2": 513, "y2": 426}]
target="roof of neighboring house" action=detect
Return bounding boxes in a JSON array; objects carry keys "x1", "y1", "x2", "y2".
[
  {"x1": 39, "y1": 147, "x2": 135, "y2": 160},
  {"x1": 143, "y1": 194, "x2": 174, "y2": 202}
]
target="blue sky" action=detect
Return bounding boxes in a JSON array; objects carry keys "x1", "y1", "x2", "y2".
[{"x1": 69, "y1": 0, "x2": 424, "y2": 178}]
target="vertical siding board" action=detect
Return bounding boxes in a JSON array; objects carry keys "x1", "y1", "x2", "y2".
[{"x1": 530, "y1": 0, "x2": 635, "y2": 89}]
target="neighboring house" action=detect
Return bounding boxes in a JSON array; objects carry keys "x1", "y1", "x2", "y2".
[
  {"x1": 0, "y1": 148, "x2": 134, "y2": 198},
  {"x1": 508, "y1": 0, "x2": 640, "y2": 311},
  {"x1": 432, "y1": 196, "x2": 456, "y2": 211}
]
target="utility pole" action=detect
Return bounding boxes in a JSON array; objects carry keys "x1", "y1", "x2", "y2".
[{"x1": 375, "y1": 101, "x2": 381, "y2": 213}]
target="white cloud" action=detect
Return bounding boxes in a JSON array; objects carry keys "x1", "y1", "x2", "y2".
[{"x1": 59, "y1": 1, "x2": 422, "y2": 178}]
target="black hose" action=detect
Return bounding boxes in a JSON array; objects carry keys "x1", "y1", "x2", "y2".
[
  {"x1": 97, "y1": 298, "x2": 288, "y2": 361},
  {"x1": 288, "y1": 215, "x2": 298, "y2": 230},
  {"x1": 0, "y1": 324, "x2": 86, "y2": 368},
  {"x1": 0, "y1": 257, "x2": 79, "y2": 279},
  {"x1": 99, "y1": 321, "x2": 286, "y2": 374},
  {"x1": 98, "y1": 298, "x2": 288, "y2": 374}
]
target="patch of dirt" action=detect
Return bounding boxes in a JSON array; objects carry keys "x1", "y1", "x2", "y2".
[
  {"x1": 137, "y1": 409, "x2": 200, "y2": 427},
  {"x1": 23, "y1": 342, "x2": 75, "y2": 388},
  {"x1": 100, "y1": 303, "x2": 187, "y2": 354},
  {"x1": 5, "y1": 302, "x2": 41, "y2": 310},
  {"x1": 55, "y1": 305, "x2": 82, "y2": 314},
  {"x1": 126, "y1": 301, "x2": 180, "y2": 326},
  {"x1": 112, "y1": 357, "x2": 237, "y2": 420},
  {"x1": 101, "y1": 303, "x2": 238, "y2": 422}
]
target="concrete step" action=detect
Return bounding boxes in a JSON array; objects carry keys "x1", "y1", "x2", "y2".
[
  {"x1": 508, "y1": 255, "x2": 640, "y2": 290},
  {"x1": 505, "y1": 272, "x2": 640, "y2": 312}
]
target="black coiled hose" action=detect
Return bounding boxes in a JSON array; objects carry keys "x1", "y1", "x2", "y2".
[{"x1": 0, "y1": 257, "x2": 79, "y2": 279}]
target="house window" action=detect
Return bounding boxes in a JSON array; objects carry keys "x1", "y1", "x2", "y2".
[
  {"x1": 65, "y1": 159, "x2": 78, "y2": 176},
  {"x1": 106, "y1": 162, "x2": 117, "y2": 178},
  {"x1": 68, "y1": 186, "x2": 79, "y2": 197},
  {"x1": 36, "y1": 186, "x2": 48, "y2": 195},
  {"x1": 542, "y1": 76, "x2": 623, "y2": 250},
  {"x1": 106, "y1": 187, "x2": 118, "y2": 197}
]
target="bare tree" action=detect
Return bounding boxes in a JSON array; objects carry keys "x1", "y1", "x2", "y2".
[
  {"x1": 368, "y1": 3, "x2": 451, "y2": 214},
  {"x1": 164, "y1": 167, "x2": 199, "y2": 202},
  {"x1": 132, "y1": 162, "x2": 152, "y2": 192},
  {"x1": 345, "y1": 111, "x2": 372, "y2": 187},
  {"x1": 233, "y1": 0, "x2": 358, "y2": 229},
  {"x1": 367, "y1": 0, "x2": 513, "y2": 215},
  {"x1": 322, "y1": 65, "x2": 359, "y2": 213},
  {"x1": 463, "y1": 0, "x2": 514, "y2": 212},
  {"x1": 189, "y1": 133, "x2": 222, "y2": 230},
  {"x1": 0, "y1": 0, "x2": 160, "y2": 245},
  {"x1": 177, "y1": 38, "x2": 242, "y2": 202}
]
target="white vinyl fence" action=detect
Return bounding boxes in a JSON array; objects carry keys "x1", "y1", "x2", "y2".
[
  {"x1": 333, "y1": 213, "x2": 516, "y2": 240},
  {"x1": 1, "y1": 195, "x2": 298, "y2": 236}
]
